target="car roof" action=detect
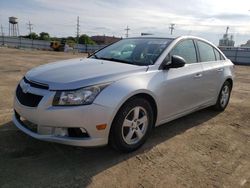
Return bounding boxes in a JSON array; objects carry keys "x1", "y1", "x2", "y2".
[
  {"x1": 126, "y1": 36, "x2": 176, "y2": 40},
  {"x1": 127, "y1": 35, "x2": 211, "y2": 41},
  {"x1": 126, "y1": 36, "x2": 217, "y2": 47}
]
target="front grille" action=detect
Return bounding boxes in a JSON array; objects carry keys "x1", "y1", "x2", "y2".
[
  {"x1": 24, "y1": 77, "x2": 49, "y2": 90},
  {"x1": 16, "y1": 85, "x2": 43, "y2": 107}
]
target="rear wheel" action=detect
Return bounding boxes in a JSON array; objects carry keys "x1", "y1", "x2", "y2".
[
  {"x1": 109, "y1": 98, "x2": 154, "y2": 152},
  {"x1": 214, "y1": 81, "x2": 232, "y2": 111}
]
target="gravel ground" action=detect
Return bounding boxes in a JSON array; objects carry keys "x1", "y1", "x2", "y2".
[{"x1": 0, "y1": 47, "x2": 249, "y2": 188}]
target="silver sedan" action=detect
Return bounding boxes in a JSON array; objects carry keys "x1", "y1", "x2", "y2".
[{"x1": 13, "y1": 36, "x2": 234, "y2": 152}]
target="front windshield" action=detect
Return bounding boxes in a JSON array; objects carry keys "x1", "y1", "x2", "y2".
[{"x1": 91, "y1": 38, "x2": 173, "y2": 66}]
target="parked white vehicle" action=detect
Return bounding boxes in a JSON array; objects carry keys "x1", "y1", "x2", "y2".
[{"x1": 13, "y1": 36, "x2": 234, "y2": 152}]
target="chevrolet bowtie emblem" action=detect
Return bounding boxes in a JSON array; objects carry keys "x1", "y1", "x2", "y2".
[{"x1": 21, "y1": 82, "x2": 30, "y2": 93}]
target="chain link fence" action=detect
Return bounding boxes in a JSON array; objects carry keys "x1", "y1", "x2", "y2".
[
  {"x1": 0, "y1": 36, "x2": 51, "y2": 50},
  {"x1": 0, "y1": 36, "x2": 106, "y2": 53},
  {"x1": 220, "y1": 47, "x2": 250, "y2": 65}
]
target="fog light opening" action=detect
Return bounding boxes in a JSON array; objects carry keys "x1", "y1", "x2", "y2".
[
  {"x1": 68, "y1": 128, "x2": 89, "y2": 138},
  {"x1": 80, "y1": 128, "x2": 87, "y2": 133},
  {"x1": 54, "y1": 128, "x2": 68, "y2": 137}
]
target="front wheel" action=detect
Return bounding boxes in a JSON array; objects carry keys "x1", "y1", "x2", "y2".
[
  {"x1": 109, "y1": 98, "x2": 154, "y2": 152},
  {"x1": 213, "y1": 81, "x2": 232, "y2": 111}
]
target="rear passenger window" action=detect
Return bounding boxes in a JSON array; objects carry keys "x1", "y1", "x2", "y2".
[
  {"x1": 170, "y1": 40, "x2": 197, "y2": 64},
  {"x1": 213, "y1": 48, "x2": 221, "y2": 61},
  {"x1": 197, "y1": 41, "x2": 216, "y2": 62},
  {"x1": 220, "y1": 54, "x2": 225, "y2": 60}
]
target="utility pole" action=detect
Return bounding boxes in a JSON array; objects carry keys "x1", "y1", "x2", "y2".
[
  {"x1": 125, "y1": 26, "x2": 130, "y2": 38},
  {"x1": 1, "y1": 24, "x2": 4, "y2": 45},
  {"x1": 27, "y1": 21, "x2": 33, "y2": 37},
  {"x1": 76, "y1": 16, "x2": 80, "y2": 44},
  {"x1": 0, "y1": 24, "x2": 4, "y2": 36},
  {"x1": 169, "y1": 23, "x2": 175, "y2": 35}
]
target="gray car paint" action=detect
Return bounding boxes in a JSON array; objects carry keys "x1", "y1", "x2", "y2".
[
  {"x1": 26, "y1": 58, "x2": 148, "y2": 90},
  {"x1": 13, "y1": 36, "x2": 234, "y2": 147}
]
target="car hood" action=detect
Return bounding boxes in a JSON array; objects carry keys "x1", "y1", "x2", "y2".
[{"x1": 25, "y1": 58, "x2": 148, "y2": 90}]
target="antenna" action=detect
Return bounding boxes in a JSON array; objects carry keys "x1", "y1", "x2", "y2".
[
  {"x1": 169, "y1": 23, "x2": 175, "y2": 35},
  {"x1": 141, "y1": 33, "x2": 153, "y2": 36},
  {"x1": 125, "y1": 26, "x2": 130, "y2": 38}
]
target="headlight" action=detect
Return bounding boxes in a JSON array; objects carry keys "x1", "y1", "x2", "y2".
[{"x1": 53, "y1": 83, "x2": 110, "y2": 106}]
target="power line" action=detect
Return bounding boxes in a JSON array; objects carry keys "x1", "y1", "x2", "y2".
[
  {"x1": 26, "y1": 21, "x2": 34, "y2": 35},
  {"x1": 169, "y1": 23, "x2": 175, "y2": 35},
  {"x1": 125, "y1": 25, "x2": 130, "y2": 38}
]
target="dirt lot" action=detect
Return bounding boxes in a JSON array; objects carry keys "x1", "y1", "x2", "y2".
[{"x1": 0, "y1": 47, "x2": 249, "y2": 188}]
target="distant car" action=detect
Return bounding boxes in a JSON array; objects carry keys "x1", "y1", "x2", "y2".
[{"x1": 13, "y1": 36, "x2": 234, "y2": 152}]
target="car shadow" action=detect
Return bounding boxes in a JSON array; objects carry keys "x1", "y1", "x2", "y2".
[{"x1": 0, "y1": 108, "x2": 220, "y2": 187}]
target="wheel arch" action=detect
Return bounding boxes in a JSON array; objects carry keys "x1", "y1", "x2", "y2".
[
  {"x1": 129, "y1": 93, "x2": 158, "y2": 126},
  {"x1": 108, "y1": 92, "x2": 158, "y2": 147},
  {"x1": 215, "y1": 77, "x2": 233, "y2": 101},
  {"x1": 109, "y1": 92, "x2": 158, "y2": 132},
  {"x1": 225, "y1": 77, "x2": 233, "y2": 88}
]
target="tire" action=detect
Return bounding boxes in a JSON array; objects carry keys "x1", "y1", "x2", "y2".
[
  {"x1": 213, "y1": 81, "x2": 232, "y2": 111},
  {"x1": 109, "y1": 98, "x2": 154, "y2": 152}
]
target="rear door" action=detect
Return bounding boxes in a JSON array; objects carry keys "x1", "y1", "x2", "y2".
[
  {"x1": 196, "y1": 40, "x2": 225, "y2": 103},
  {"x1": 212, "y1": 47, "x2": 227, "y2": 92}
]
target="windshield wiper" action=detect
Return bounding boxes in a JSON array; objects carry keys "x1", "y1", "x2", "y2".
[
  {"x1": 90, "y1": 54, "x2": 99, "y2": 59},
  {"x1": 98, "y1": 57, "x2": 133, "y2": 64}
]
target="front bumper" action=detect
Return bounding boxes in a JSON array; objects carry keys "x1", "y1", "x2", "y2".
[
  {"x1": 13, "y1": 80, "x2": 113, "y2": 147},
  {"x1": 13, "y1": 112, "x2": 107, "y2": 147}
]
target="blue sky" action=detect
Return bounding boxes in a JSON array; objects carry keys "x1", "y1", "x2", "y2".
[{"x1": 1, "y1": 0, "x2": 250, "y2": 45}]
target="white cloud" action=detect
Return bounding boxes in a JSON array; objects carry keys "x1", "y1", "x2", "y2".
[{"x1": 1, "y1": 0, "x2": 250, "y2": 45}]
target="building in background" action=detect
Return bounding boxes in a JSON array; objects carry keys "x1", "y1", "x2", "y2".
[
  {"x1": 218, "y1": 26, "x2": 250, "y2": 65},
  {"x1": 240, "y1": 40, "x2": 250, "y2": 47},
  {"x1": 9, "y1": 16, "x2": 19, "y2": 37},
  {"x1": 219, "y1": 26, "x2": 235, "y2": 47},
  {"x1": 91, "y1": 35, "x2": 121, "y2": 45}
]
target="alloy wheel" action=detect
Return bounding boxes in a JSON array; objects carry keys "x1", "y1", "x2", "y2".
[
  {"x1": 121, "y1": 106, "x2": 148, "y2": 145},
  {"x1": 220, "y1": 85, "x2": 230, "y2": 108}
]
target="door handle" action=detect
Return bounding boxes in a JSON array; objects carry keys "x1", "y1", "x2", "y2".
[
  {"x1": 217, "y1": 68, "x2": 224, "y2": 72},
  {"x1": 194, "y1": 73, "x2": 203, "y2": 78}
]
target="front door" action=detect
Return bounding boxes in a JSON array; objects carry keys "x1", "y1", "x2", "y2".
[{"x1": 158, "y1": 39, "x2": 205, "y2": 121}]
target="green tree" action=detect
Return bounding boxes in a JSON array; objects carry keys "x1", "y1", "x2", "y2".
[
  {"x1": 66, "y1": 39, "x2": 76, "y2": 47},
  {"x1": 50, "y1": 37, "x2": 60, "y2": 41},
  {"x1": 67, "y1": 36, "x2": 76, "y2": 42},
  {"x1": 78, "y1": 34, "x2": 95, "y2": 45},
  {"x1": 39, "y1": 32, "x2": 50, "y2": 40},
  {"x1": 27, "y1": 32, "x2": 39, "y2": 40}
]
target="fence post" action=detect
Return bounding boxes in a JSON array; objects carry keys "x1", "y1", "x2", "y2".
[
  {"x1": 235, "y1": 47, "x2": 239, "y2": 64},
  {"x1": 19, "y1": 37, "x2": 21, "y2": 48},
  {"x1": 1, "y1": 34, "x2": 4, "y2": 46}
]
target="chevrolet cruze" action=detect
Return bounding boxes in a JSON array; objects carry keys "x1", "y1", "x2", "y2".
[{"x1": 13, "y1": 36, "x2": 234, "y2": 152}]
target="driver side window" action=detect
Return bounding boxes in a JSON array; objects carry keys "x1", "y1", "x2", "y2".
[{"x1": 170, "y1": 40, "x2": 197, "y2": 64}]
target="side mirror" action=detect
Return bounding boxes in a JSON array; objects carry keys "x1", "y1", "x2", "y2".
[{"x1": 162, "y1": 55, "x2": 186, "y2": 69}]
